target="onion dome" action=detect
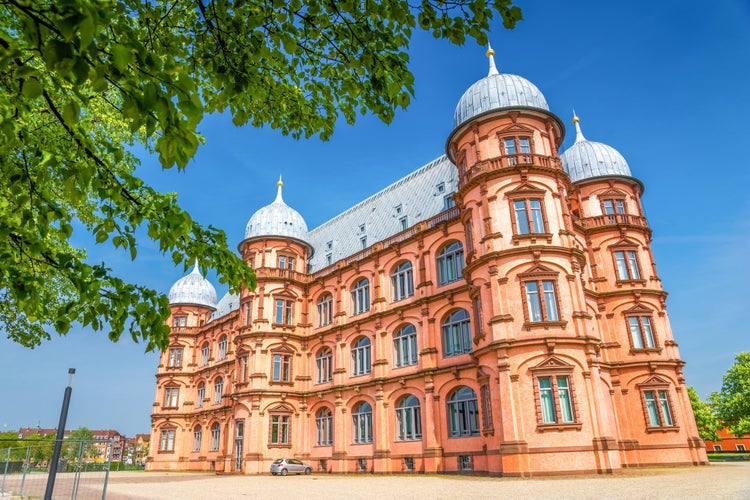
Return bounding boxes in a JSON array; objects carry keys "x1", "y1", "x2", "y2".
[
  {"x1": 453, "y1": 44, "x2": 550, "y2": 129},
  {"x1": 560, "y1": 113, "x2": 632, "y2": 183},
  {"x1": 168, "y1": 260, "x2": 217, "y2": 309},
  {"x1": 244, "y1": 177, "x2": 309, "y2": 244}
]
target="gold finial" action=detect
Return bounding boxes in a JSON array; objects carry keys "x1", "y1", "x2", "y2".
[
  {"x1": 486, "y1": 43, "x2": 499, "y2": 76},
  {"x1": 572, "y1": 116, "x2": 580, "y2": 124},
  {"x1": 486, "y1": 47, "x2": 495, "y2": 57},
  {"x1": 277, "y1": 175, "x2": 283, "y2": 188}
]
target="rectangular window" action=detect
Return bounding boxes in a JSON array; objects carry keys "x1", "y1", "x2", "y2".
[
  {"x1": 399, "y1": 216, "x2": 408, "y2": 230},
  {"x1": 159, "y1": 430, "x2": 175, "y2": 451},
  {"x1": 270, "y1": 415, "x2": 290, "y2": 445},
  {"x1": 239, "y1": 355, "x2": 249, "y2": 383},
  {"x1": 326, "y1": 253, "x2": 332, "y2": 266},
  {"x1": 525, "y1": 280, "x2": 559, "y2": 322},
  {"x1": 737, "y1": 444, "x2": 746, "y2": 452},
  {"x1": 360, "y1": 236, "x2": 367, "y2": 249},
  {"x1": 503, "y1": 138, "x2": 517, "y2": 155},
  {"x1": 713, "y1": 445, "x2": 722, "y2": 451},
  {"x1": 459, "y1": 455, "x2": 473, "y2": 471},
  {"x1": 480, "y1": 384, "x2": 493, "y2": 431},
  {"x1": 275, "y1": 299, "x2": 293, "y2": 325},
  {"x1": 163, "y1": 387, "x2": 179, "y2": 408},
  {"x1": 614, "y1": 250, "x2": 641, "y2": 280},
  {"x1": 644, "y1": 389, "x2": 674, "y2": 427},
  {"x1": 513, "y1": 199, "x2": 545, "y2": 234},
  {"x1": 168, "y1": 348, "x2": 183, "y2": 368},
  {"x1": 172, "y1": 316, "x2": 186, "y2": 328},
  {"x1": 244, "y1": 300, "x2": 252, "y2": 326},
  {"x1": 538, "y1": 376, "x2": 575, "y2": 425},
  {"x1": 278, "y1": 255, "x2": 294, "y2": 270},
  {"x1": 272, "y1": 353, "x2": 291, "y2": 382},
  {"x1": 603, "y1": 199, "x2": 626, "y2": 215},
  {"x1": 628, "y1": 316, "x2": 656, "y2": 349},
  {"x1": 443, "y1": 193, "x2": 456, "y2": 210}
]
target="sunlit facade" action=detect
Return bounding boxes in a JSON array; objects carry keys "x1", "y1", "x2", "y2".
[{"x1": 147, "y1": 49, "x2": 707, "y2": 476}]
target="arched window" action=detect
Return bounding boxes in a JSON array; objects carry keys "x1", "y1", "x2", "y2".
[
  {"x1": 396, "y1": 395, "x2": 422, "y2": 441},
  {"x1": 316, "y1": 407, "x2": 333, "y2": 446},
  {"x1": 442, "y1": 309, "x2": 472, "y2": 357},
  {"x1": 317, "y1": 293, "x2": 333, "y2": 327},
  {"x1": 391, "y1": 261, "x2": 414, "y2": 302},
  {"x1": 196, "y1": 382, "x2": 205, "y2": 408},
  {"x1": 316, "y1": 347, "x2": 333, "y2": 384},
  {"x1": 352, "y1": 402, "x2": 373, "y2": 444},
  {"x1": 200, "y1": 342, "x2": 210, "y2": 367},
  {"x1": 210, "y1": 423, "x2": 220, "y2": 452},
  {"x1": 447, "y1": 386, "x2": 479, "y2": 437},
  {"x1": 192, "y1": 425, "x2": 202, "y2": 452},
  {"x1": 351, "y1": 278, "x2": 370, "y2": 315},
  {"x1": 217, "y1": 334, "x2": 228, "y2": 361},
  {"x1": 351, "y1": 337, "x2": 371, "y2": 376},
  {"x1": 437, "y1": 241, "x2": 464, "y2": 285},
  {"x1": 393, "y1": 324, "x2": 418, "y2": 368},
  {"x1": 213, "y1": 377, "x2": 223, "y2": 404}
]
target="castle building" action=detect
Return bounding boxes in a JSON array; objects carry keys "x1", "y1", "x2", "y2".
[{"x1": 147, "y1": 49, "x2": 708, "y2": 476}]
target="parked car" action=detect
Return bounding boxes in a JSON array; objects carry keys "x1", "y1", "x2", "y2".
[{"x1": 270, "y1": 458, "x2": 312, "y2": 476}]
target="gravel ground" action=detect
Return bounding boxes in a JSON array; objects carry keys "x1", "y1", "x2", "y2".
[{"x1": 97, "y1": 463, "x2": 750, "y2": 500}]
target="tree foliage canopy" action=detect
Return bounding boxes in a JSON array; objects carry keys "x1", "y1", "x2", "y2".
[
  {"x1": 687, "y1": 386, "x2": 720, "y2": 442},
  {"x1": 710, "y1": 352, "x2": 750, "y2": 436},
  {"x1": 0, "y1": 0, "x2": 521, "y2": 351}
]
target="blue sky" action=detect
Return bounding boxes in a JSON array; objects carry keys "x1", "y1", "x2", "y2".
[{"x1": 1, "y1": 1, "x2": 748, "y2": 438}]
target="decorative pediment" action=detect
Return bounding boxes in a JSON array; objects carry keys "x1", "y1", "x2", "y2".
[
  {"x1": 637, "y1": 375, "x2": 670, "y2": 388},
  {"x1": 531, "y1": 355, "x2": 574, "y2": 373},
  {"x1": 598, "y1": 187, "x2": 627, "y2": 199},
  {"x1": 497, "y1": 123, "x2": 535, "y2": 134},
  {"x1": 622, "y1": 303, "x2": 653, "y2": 316},
  {"x1": 270, "y1": 342, "x2": 295, "y2": 354},
  {"x1": 518, "y1": 263, "x2": 559, "y2": 280},
  {"x1": 506, "y1": 182, "x2": 546, "y2": 197},
  {"x1": 269, "y1": 403, "x2": 293, "y2": 414},
  {"x1": 607, "y1": 237, "x2": 640, "y2": 250}
]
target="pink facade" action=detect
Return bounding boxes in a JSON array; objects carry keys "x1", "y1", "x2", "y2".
[{"x1": 147, "y1": 52, "x2": 707, "y2": 476}]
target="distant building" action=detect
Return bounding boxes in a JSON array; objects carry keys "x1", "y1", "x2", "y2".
[
  {"x1": 90, "y1": 430, "x2": 126, "y2": 462},
  {"x1": 126, "y1": 434, "x2": 150, "y2": 465},
  {"x1": 147, "y1": 48, "x2": 707, "y2": 475},
  {"x1": 17, "y1": 427, "x2": 61, "y2": 439},
  {"x1": 704, "y1": 428, "x2": 750, "y2": 452}
]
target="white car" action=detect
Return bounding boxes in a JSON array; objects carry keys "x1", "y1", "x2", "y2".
[{"x1": 270, "y1": 458, "x2": 312, "y2": 476}]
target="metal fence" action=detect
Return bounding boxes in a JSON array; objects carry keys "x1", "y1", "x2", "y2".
[{"x1": 0, "y1": 439, "x2": 111, "y2": 499}]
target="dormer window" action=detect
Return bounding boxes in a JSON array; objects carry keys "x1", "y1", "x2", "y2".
[
  {"x1": 359, "y1": 223, "x2": 366, "y2": 233},
  {"x1": 326, "y1": 240, "x2": 333, "y2": 251},
  {"x1": 437, "y1": 182, "x2": 445, "y2": 194},
  {"x1": 395, "y1": 204, "x2": 402, "y2": 214}
]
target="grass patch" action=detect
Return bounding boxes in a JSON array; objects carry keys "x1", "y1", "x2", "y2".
[{"x1": 707, "y1": 452, "x2": 749, "y2": 461}]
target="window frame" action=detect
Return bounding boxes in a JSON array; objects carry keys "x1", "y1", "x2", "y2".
[
  {"x1": 196, "y1": 382, "x2": 205, "y2": 408},
  {"x1": 530, "y1": 357, "x2": 581, "y2": 431},
  {"x1": 274, "y1": 298, "x2": 294, "y2": 326},
  {"x1": 199, "y1": 342, "x2": 210, "y2": 367},
  {"x1": 209, "y1": 423, "x2": 220, "y2": 452},
  {"x1": 352, "y1": 401, "x2": 373, "y2": 444},
  {"x1": 351, "y1": 278, "x2": 370, "y2": 315},
  {"x1": 192, "y1": 425, "x2": 202, "y2": 453},
  {"x1": 391, "y1": 261, "x2": 414, "y2": 302},
  {"x1": 213, "y1": 377, "x2": 224, "y2": 405},
  {"x1": 395, "y1": 395, "x2": 422, "y2": 441},
  {"x1": 626, "y1": 313, "x2": 658, "y2": 350},
  {"x1": 436, "y1": 241, "x2": 465, "y2": 286},
  {"x1": 217, "y1": 335, "x2": 228, "y2": 361},
  {"x1": 638, "y1": 377, "x2": 678, "y2": 432},
  {"x1": 163, "y1": 386, "x2": 179, "y2": 409},
  {"x1": 317, "y1": 293, "x2": 333, "y2": 327},
  {"x1": 315, "y1": 407, "x2": 333, "y2": 446},
  {"x1": 316, "y1": 347, "x2": 333, "y2": 384},
  {"x1": 442, "y1": 309, "x2": 472, "y2": 358},
  {"x1": 518, "y1": 265, "x2": 565, "y2": 329},
  {"x1": 159, "y1": 429, "x2": 175, "y2": 452},
  {"x1": 446, "y1": 386, "x2": 480, "y2": 438},
  {"x1": 393, "y1": 324, "x2": 418, "y2": 368},
  {"x1": 351, "y1": 336, "x2": 372, "y2": 377},
  {"x1": 271, "y1": 352, "x2": 292, "y2": 383},
  {"x1": 167, "y1": 347, "x2": 183, "y2": 368},
  {"x1": 506, "y1": 184, "x2": 552, "y2": 242}
]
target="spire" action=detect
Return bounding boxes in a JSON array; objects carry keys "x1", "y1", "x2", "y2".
[
  {"x1": 572, "y1": 109, "x2": 586, "y2": 144},
  {"x1": 191, "y1": 258, "x2": 201, "y2": 276},
  {"x1": 274, "y1": 175, "x2": 284, "y2": 203},
  {"x1": 486, "y1": 43, "x2": 499, "y2": 76}
]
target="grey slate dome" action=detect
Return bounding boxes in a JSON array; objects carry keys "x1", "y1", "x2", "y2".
[
  {"x1": 208, "y1": 291, "x2": 239, "y2": 322},
  {"x1": 168, "y1": 260, "x2": 217, "y2": 309},
  {"x1": 244, "y1": 178, "x2": 309, "y2": 243},
  {"x1": 453, "y1": 46, "x2": 549, "y2": 129},
  {"x1": 560, "y1": 115, "x2": 632, "y2": 183}
]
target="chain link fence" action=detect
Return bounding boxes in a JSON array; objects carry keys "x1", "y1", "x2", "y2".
[{"x1": 0, "y1": 439, "x2": 111, "y2": 499}]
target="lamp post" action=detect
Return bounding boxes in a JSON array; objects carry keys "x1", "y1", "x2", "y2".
[{"x1": 44, "y1": 368, "x2": 75, "y2": 500}]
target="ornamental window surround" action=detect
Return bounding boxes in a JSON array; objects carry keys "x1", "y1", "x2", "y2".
[
  {"x1": 501, "y1": 135, "x2": 533, "y2": 165},
  {"x1": 271, "y1": 349, "x2": 293, "y2": 383},
  {"x1": 609, "y1": 239, "x2": 646, "y2": 284},
  {"x1": 238, "y1": 353, "x2": 249, "y2": 383},
  {"x1": 274, "y1": 297, "x2": 294, "y2": 326},
  {"x1": 624, "y1": 304, "x2": 659, "y2": 351},
  {"x1": 351, "y1": 278, "x2": 370, "y2": 315},
  {"x1": 317, "y1": 293, "x2": 333, "y2": 327},
  {"x1": 209, "y1": 423, "x2": 220, "y2": 452},
  {"x1": 196, "y1": 382, "x2": 205, "y2": 408},
  {"x1": 192, "y1": 425, "x2": 202, "y2": 453},
  {"x1": 437, "y1": 241, "x2": 465, "y2": 286},
  {"x1": 199, "y1": 342, "x2": 210, "y2": 367},
  {"x1": 269, "y1": 405, "x2": 292, "y2": 447},
  {"x1": 159, "y1": 428, "x2": 175, "y2": 452},
  {"x1": 530, "y1": 357, "x2": 581, "y2": 431},
  {"x1": 637, "y1": 376, "x2": 678, "y2": 432}
]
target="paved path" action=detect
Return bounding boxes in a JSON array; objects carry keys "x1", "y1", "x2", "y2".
[{"x1": 101, "y1": 463, "x2": 750, "y2": 500}]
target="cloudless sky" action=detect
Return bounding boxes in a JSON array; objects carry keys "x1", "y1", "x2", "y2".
[{"x1": 1, "y1": 0, "x2": 748, "y2": 438}]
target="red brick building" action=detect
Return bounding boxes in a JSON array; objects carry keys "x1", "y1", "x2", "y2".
[{"x1": 704, "y1": 428, "x2": 750, "y2": 453}]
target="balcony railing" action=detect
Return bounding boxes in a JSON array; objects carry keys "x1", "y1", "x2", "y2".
[
  {"x1": 574, "y1": 213, "x2": 649, "y2": 230},
  {"x1": 254, "y1": 267, "x2": 309, "y2": 282},
  {"x1": 459, "y1": 154, "x2": 562, "y2": 187}
]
